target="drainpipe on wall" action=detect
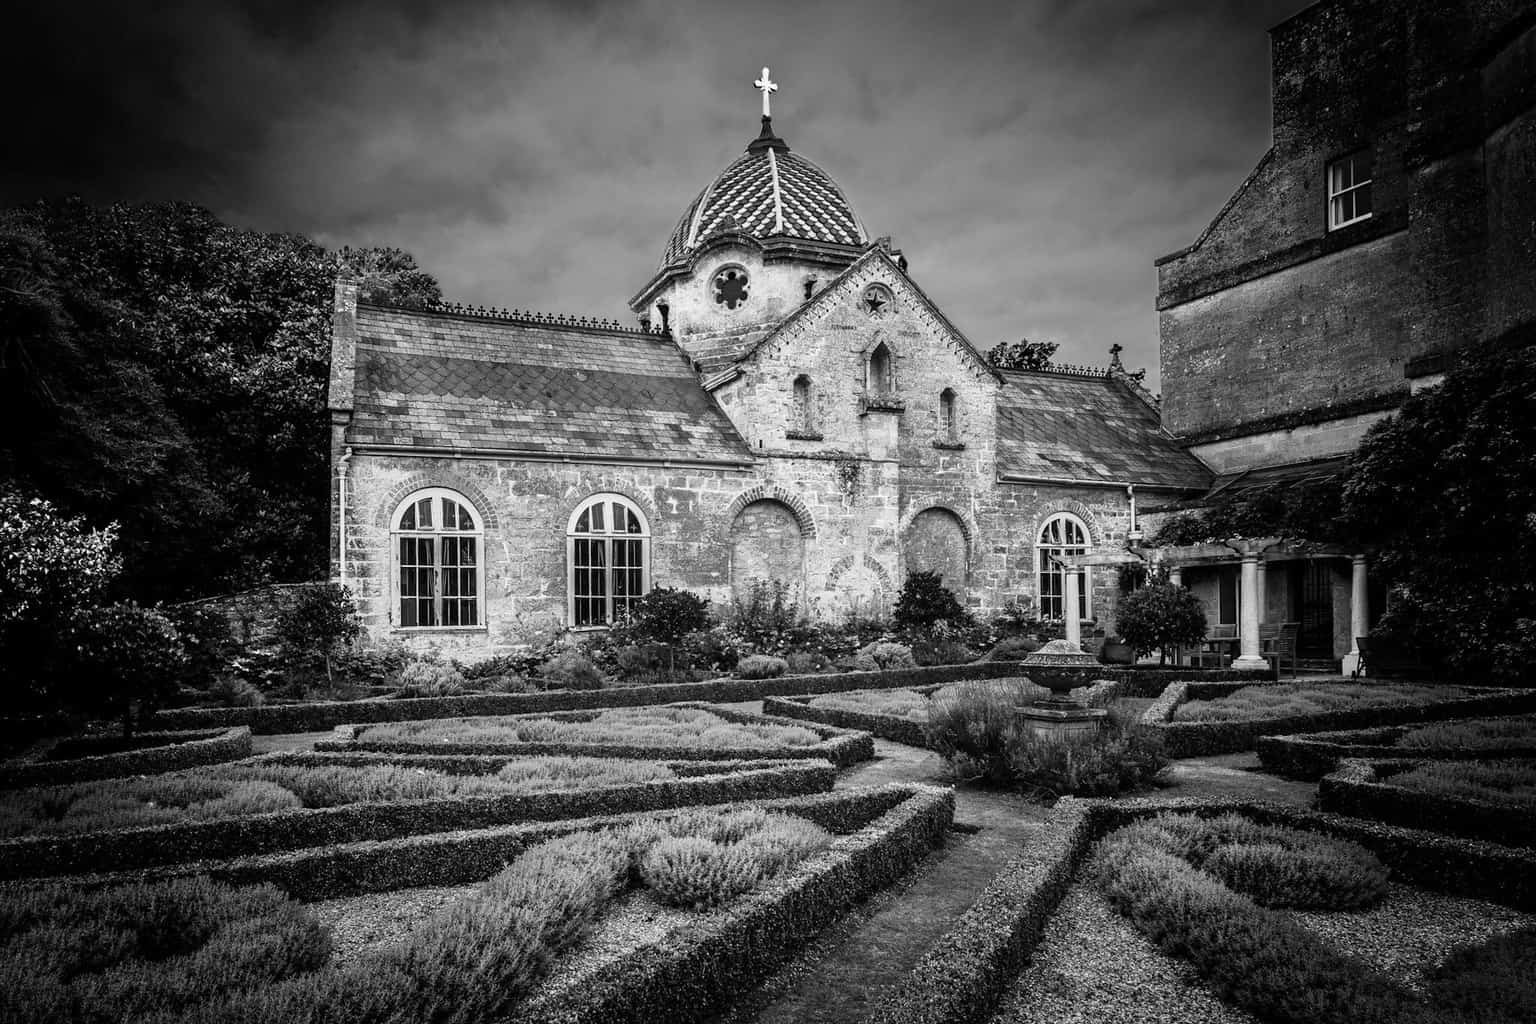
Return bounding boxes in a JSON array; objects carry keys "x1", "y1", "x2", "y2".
[
  {"x1": 337, "y1": 446, "x2": 353, "y2": 586},
  {"x1": 1125, "y1": 484, "x2": 1141, "y2": 543}
]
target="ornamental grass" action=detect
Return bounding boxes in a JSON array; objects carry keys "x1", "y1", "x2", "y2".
[
  {"x1": 1396, "y1": 715, "x2": 1536, "y2": 750},
  {"x1": 1092, "y1": 811, "x2": 1535, "y2": 1023},
  {"x1": 0, "y1": 808, "x2": 830, "y2": 1023},
  {"x1": 1387, "y1": 759, "x2": 1536, "y2": 810},
  {"x1": 0, "y1": 757, "x2": 677, "y2": 838},
  {"x1": 359, "y1": 705, "x2": 822, "y2": 749},
  {"x1": 1173, "y1": 682, "x2": 1465, "y2": 723}
]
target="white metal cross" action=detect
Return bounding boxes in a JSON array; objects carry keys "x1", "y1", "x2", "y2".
[{"x1": 755, "y1": 67, "x2": 778, "y2": 117}]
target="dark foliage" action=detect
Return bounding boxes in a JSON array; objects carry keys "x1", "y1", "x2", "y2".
[
  {"x1": 272, "y1": 583, "x2": 361, "y2": 690},
  {"x1": 893, "y1": 570, "x2": 970, "y2": 631},
  {"x1": 1114, "y1": 581, "x2": 1207, "y2": 662},
  {"x1": 984, "y1": 337, "x2": 1058, "y2": 370},
  {"x1": 1342, "y1": 342, "x2": 1536, "y2": 683},
  {"x1": 0, "y1": 198, "x2": 440, "y2": 602}
]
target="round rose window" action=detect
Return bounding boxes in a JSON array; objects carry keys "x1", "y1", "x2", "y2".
[{"x1": 713, "y1": 267, "x2": 750, "y2": 310}]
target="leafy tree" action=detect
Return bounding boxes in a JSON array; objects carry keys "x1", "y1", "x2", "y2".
[
  {"x1": 0, "y1": 488, "x2": 121, "y2": 707},
  {"x1": 894, "y1": 570, "x2": 970, "y2": 631},
  {"x1": 0, "y1": 198, "x2": 441, "y2": 602},
  {"x1": 1115, "y1": 581, "x2": 1207, "y2": 665},
  {"x1": 274, "y1": 583, "x2": 362, "y2": 689},
  {"x1": 985, "y1": 337, "x2": 1058, "y2": 371},
  {"x1": 61, "y1": 602, "x2": 186, "y2": 736},
  {"x1": 1342, "y1": 342, "x2": 1536, "y2": 681},
  {"x1": 623, "y1": 586, "x2": 711, "y2": 646}
]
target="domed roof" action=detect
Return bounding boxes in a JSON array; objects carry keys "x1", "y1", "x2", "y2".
[{"x1": 660, "y1": 120, "x2": 866, "y2": 267}]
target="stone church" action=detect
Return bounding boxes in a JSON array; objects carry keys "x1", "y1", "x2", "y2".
[{"x1": 325, "y1": 75, "x2": 1212, "y2": 656}]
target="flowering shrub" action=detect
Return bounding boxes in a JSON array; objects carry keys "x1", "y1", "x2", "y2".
[
  {"x1": 536, "y1": 651, "x2": 606, "y2": 690},
  {"x1": 736, "y1": 654, "x2": 788, "y2": 679},
  {"x1": 853, "y1": 641, "x2": 917, "y2": 672},
  {"x1": 396, "y1": 659, "x2": 466, "y2": 698}
]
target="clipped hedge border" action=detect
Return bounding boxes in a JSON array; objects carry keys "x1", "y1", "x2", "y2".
[
  {"x1": 508, "y1": 784, "x2": 954, "y2": 1024},
  {"x1": 0, "y1": 726, "x2": 252, "y2": 789},
  {"x1": 1140, "y1": 680, "x2": 1536, "y2": 758},
  {"x1": 317, "y1": 701, "x2": 876, "y2": 768},
  {"x1": 38, "y1": 784, "x2": 934, "y2": 902},
  {"x1": 1319, "y1": 757, "x2": 1536, "y2": 848},
  {"x1": 863, "y1": 799, "x2": 1095, "y2": 1024},
  {"x1": 145, "y1": 662, "x2": 1032, "y2": 735},
  {"x1": 1257, "y1": 722, "x2": 1536, "y2": 780},
  {"x1": 863, "y1": 795, "x2": 1536, "y2": 1024},
  {"x1": 0, "y1": 756, "x2": 834, "y2": 881},
  {"x1": 766, "y1": 679, "x2": 1125, "y2": 750},
  {"x1": 142, "y1": 663, "x2": 1259, "y2": 735}
]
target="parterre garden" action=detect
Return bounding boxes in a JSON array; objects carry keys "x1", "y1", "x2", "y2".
[{"x1": 5, "y1": 561, "x2": 1536, "y2": 1022}]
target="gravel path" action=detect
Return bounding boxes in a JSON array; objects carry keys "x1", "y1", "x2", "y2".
[
  {"x1": 309, "y1": 883, "x2": 479, "y2": 967},
  {"x1": 992, "y1": 886, "x2": 1257, "y2": 1024},
  {"x1": 1289, "y1": 882, "x2": 1533, "y2": 991}
]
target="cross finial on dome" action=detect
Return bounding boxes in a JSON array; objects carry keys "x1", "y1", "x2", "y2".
[{"x1": 755, "y1": 67, "x2": 778, "y2": 118}]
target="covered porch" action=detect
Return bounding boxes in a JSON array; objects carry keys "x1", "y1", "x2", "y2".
[{"x1": 1142, "y1": 539, "x2": 1382, "y2": 674}]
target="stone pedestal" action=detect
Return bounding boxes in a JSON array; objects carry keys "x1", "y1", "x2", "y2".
[{"x1": 1018, "y1": 703, "x2": 1109, "y2": 744}]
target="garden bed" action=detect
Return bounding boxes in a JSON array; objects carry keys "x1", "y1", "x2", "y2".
[
  {"x1": 1319, "y1": 756, "x2": 1536, "y2": 847},
  {"x1": 0, "y1": 754, "x2": 833, "y2": 880},
  {"x1": 0, "y1": 785, "x2": 951, "y2": 1024},
  {"x1": 1257, "y1": 714, "x2": 1536, "y2": 779},
  {"x1": 765, "y1": 679, "x2": 1122, "y2": 749},
  {"x1": 316, "y1": 702, "x2": 874, "y2": 767},
  {"x1": 1139, "y1": 680, "x2": 1536, "y2": 758},
  {"x1": 0, "y1": 726, "x2": 252, "y2": 789},
  {"x1": 142, "y1": 663, "x2": 1261, "y2": 735},
  {"x1": 863, "y1": 798, "x2": 1536, "y2": 1024}
]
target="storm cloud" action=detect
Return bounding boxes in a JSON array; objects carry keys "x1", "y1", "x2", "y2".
[{"x1": 2, "y1": 0, "x2": 1311, "y2": 388}]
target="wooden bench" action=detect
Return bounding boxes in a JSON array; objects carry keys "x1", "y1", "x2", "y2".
[
  {"x1": 1351, "y1": 636, "x2": 1433, "y2": 679},
  {"x1": 1261, "y1": 621, "x2": 1300, "y2": 677}
]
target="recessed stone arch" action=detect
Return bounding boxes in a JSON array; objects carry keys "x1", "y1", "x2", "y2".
[
  {"x1": 729, "y1": 499, "x2": 807, "y2": 601},
  {"x1": 1032, "y1": 500, "x2": 1102, "y2": 548},
  {"x1": 722, "y1": 484, "x2": 817, "y2": 538},
  {"x1": 902, "y1": 506, "x2": 971, "y2": 597}
]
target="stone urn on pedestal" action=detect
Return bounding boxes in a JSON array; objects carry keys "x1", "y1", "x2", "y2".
[{"x1": 1017, "y1": 639, "x2": 1108, "y2": 743}]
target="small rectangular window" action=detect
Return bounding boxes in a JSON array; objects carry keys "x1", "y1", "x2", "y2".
[{"x1": 1327, "y1": 149, "x2": 1373, "y2": 230}]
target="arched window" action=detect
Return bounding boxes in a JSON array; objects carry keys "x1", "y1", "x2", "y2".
[
  {"x1": 392, "y1": 488, "x2": 483, "y2": 629},
  {"x1": 1036, "y1": 512, "x2": 1090, "y2": 622},
  {"x1": 939, "y1": 388, "x2": 957, "y2": 440},
  {"x1": 868, "y1": 342, "x2": 893, "y2": 395},
  {"x1": 567, "y1": 494, "x2": 652, "y2": 627},
  {"x1": 792, "y1": 374, "x2": 814, "y2": 433}
]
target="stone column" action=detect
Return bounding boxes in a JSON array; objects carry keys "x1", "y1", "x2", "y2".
[
  {"x1": 1342, "y1": 555, "x2": 1369, "y2": 676},
  {"x1": 1233, "y1": 554, "x2": 1269, "y2": 670},
  {"x1": 1064, "y1": 562, "x2": 1082, "y2": 648},
  {"x1": 1169, "y1": 566, "x2": 1183, "y2": 587},
  {"x1": 1255, "y1": 560, "x2": 1267, "y2": 624}
]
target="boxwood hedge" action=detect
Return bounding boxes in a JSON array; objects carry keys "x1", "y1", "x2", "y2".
[
  {"x1": 862, "y1": 796, "x2": 1536, "y2": 1024},
  {"x1": 505, "y1": 784, "x2": 953, "y2": 1024},
  {"x1": 0, "y1": 758, "x2": 834, "y2": 881},
  {"x1": 1319, "y1": 757, "x2": 1536, "y2": 848},
  {"x1": 317, "y1": 702, "x2": 875, "y2": 768},
  {"x1": 143, "y1": 664, "x2": 1261, "y2": 736},
  {"x1": 1258, "y1": 723, "x2": 1536, "y2": 780},
  {"x1": 0, "y1": 727, "x2": 252, "y2": 789},
  {"x1": 1141, "y1": 681, "x2": 1536, "y2": 758}
]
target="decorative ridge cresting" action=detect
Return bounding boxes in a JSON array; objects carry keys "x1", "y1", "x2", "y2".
[
  {"x1": 1003, "y1": 363, "x2": 1110, "y2": 379},
  {"x1": 365, "y1": 298, "x2": 667, "y2": 337}
]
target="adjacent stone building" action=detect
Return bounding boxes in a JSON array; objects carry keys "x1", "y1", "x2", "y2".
[
  {"x1": 327, "y1": 93, "x2": 1208, "y2": 656},
  {"x1": 1147, "y1": 0, "x2": 1536, "y2": 671}
]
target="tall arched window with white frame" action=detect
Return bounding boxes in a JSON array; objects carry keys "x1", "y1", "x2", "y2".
[
  {"x1": 567, "y1": 494, "x2": 652, "y2": 627},
  {"x1": 1036, "y1": 512, "x2": 1090, "y2": 622},
  {"x1": 391, "y1": 488, "x2": 484, "y2": 629}
]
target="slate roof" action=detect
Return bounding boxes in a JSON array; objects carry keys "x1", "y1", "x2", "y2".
[
  {"x1": 346, "y1": 304, "x2": 753, "y2": 464},
  {"x1": 997, "y1": 370, "x2": 1211, "y2": 490},
  {"x1": 1148, "y1": 456, "x2": 1349, "y2": 512},
  {"x1": 661, "y1": 143, "x2": 865, "y2": 267}
]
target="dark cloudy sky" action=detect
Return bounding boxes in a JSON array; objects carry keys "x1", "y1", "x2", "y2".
[{"x1": 4, "y1": 0, "x2": 1312, "y2": 390}]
